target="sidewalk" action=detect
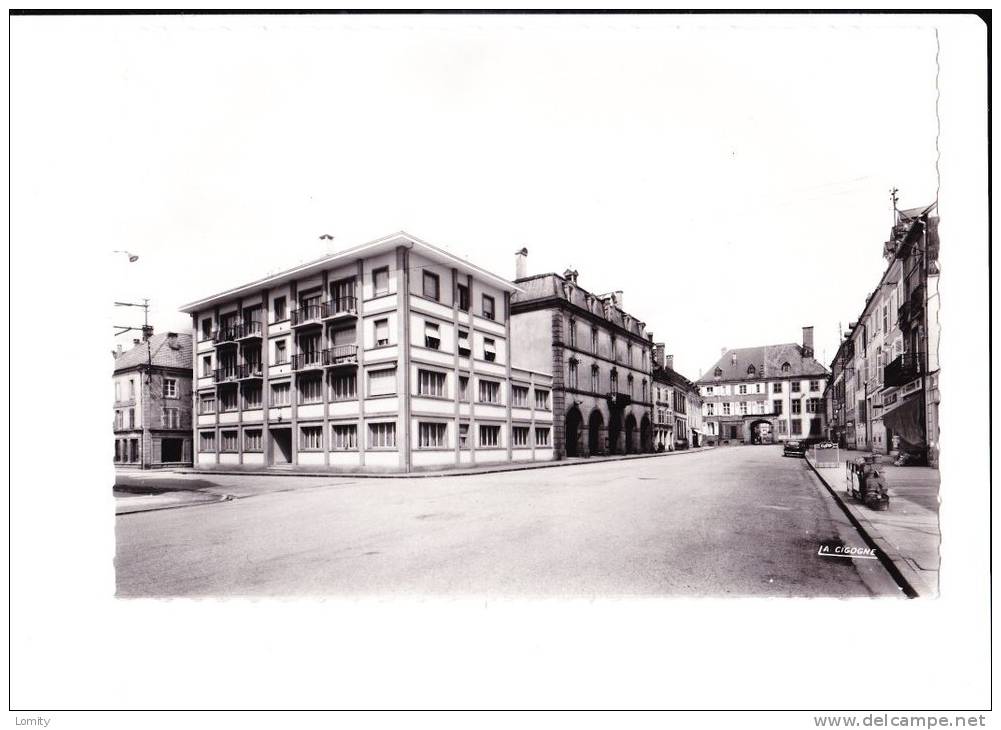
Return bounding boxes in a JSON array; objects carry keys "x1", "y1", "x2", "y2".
[
  {"x1": 806, "y1": 449, "x2": 940, "y2": 597},
  {"x1": 114, "y1": 489, "x2": 228, "y2": 515},
  {"x1": 173, "y1": 445, "x2": 717, "y2": 480}
]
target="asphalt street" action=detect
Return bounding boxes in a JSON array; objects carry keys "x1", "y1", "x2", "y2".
[{"x1": 115, "y1": 446, "x2": 900, "y2": 597}]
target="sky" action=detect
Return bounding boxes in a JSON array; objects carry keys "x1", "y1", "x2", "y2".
[{"x1": 14, "y1": 14, "x2": 940, "y2": 378}]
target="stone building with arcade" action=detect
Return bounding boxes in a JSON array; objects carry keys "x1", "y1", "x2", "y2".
[{"x1": 510, "y1": 252, "x2": 655, "y2": 459}]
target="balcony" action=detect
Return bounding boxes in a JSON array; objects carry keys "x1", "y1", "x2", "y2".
[
  {"x1": 606, "y1": 392, "x2": 632, "y2": 408},
  {"x1": 212, "y1": 326, "x2": 239, "y2": 345},
  {"x1": 882, "y1": 353, "x2": 922, "y2": 388},
  {"x1": 290, "y1": 304, "x2": 324, "y2": 328},
  {"x1": 291, "y1": 351, "x2": 324, "y2": 372},
  {"x1": 237, "y1": 362, "x2": 264, "y2": 380},
  {"x1": 235, "y1": 320, "x2": 263, "y2": 341},
  {"x1": 322, "y1": 296, "x2": 358, "y2": 320},
  {"x1": 323, "y1": 344, "x2": 359, "y2": 367},
  {"x1": 213, "y1": 367, "x2": 239, "y2": 384}
]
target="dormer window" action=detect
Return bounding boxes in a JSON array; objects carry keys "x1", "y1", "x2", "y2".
[
  {"x1": 781, "y1": 362, "x2": 791, "y2": 373},
  {"x1": 747, "y1": 364, "x2": 756, "y2": 375},
  {"x1": 714, "y1": 368, "x2": 723, "y2": 378}
]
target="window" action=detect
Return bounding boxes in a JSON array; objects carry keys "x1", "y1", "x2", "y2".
[
  {"x1": 273, "y1": 296, "x2": 287, "y2": 322},
  {"x1": 329, "y1": 371, "x2": 356, "y2": 401},
  {"x1": 417, "y1": 369, "x2": 447, "y2": 397},
  {"x1": 372, "y1": 267, "x2": 389, "y2": 297},
  {"x1": 641, "y1": 379, "x2": 647, "y2": 402},
  {"x1": 739, "y1": 384, "x2": 747, "y2": 394},
  {"x1": 479, "y1": 424, "x2": 500, "y2": 447},
  {"x1": 423, "y1": 271, "x2": 440, "y2": 301},
  {"x1": 483, "y1": 338, "x2": 496, "y2": 362},
  {"x1": 300, "y1": 426, "x2": 323, "y2": 450},
  {"x1": 882, "y1": 304, "x2": 888, "y2": 333},
  {"x1": 706, "y1": 403, "x2": 715, "y2": 416},
  {"x1": 330, "y1": 424, "x2": 358, "y2": 450},
  {"x1": 610, "y1": 336, "x2": 618, "y2": 361},
  {"x1": 535, "y1": 427, "x2": 551, "y2": 446},
  {"x1": 627, "y1": 344, "x2": 634, "y2": 366},
  {"x1": 568, "y1": 318, "x2": 576, "y2": 347},
  {"x1": 773, "y1": 399, "x2": 783, "y2": 415},
  {"x1": 722, "y1": 402, "x2": 731, "y2": 416},
  {"x1": 569, "y1": 361, "x2": 578, "y2": 389},
  {"x1": 129, "y1": 379, "x2": 135, "y2": 398},
  {"x1": 128, "y1": 408, "x2": 136, "y2": 428},
  {"x1": 458, "y1": 376, "x2": 469, "y2": 402},
  {"x1": 739, "y1": 402, "x2": 747, "y2": 415},
  {"x1": 591, "y1": 365, "x2": 600, "y2": 392},
  {"x1": 479, "y1": 379, "x2": 500, "y2": 403},
  {"x1": 755, "y1": 383, "x2": 761, "y2": 393},
  {"x1": 512, "y1": 426, "x2": 530, "y2": 447},
  {"x1": 202, "y1": 355, "x2": 212, "y2": 377},
  {"x1": 807, "y1": 398, "x2": 821, "y2": 414},
  {"x1": 368, "y1": 422, "x2": 396, "y2": 448},
  {"x1": 536, "y1": 387, "x2": 551, "y2": 409},
  {"x1": 275, "y1": 340, "x2": 287, "y2": 364},
  {"x1": 424, "y1": 321, "x2": 441, "y2": 350},
  {"x1": 791, "y1": 381, "x2": 801, "y2": 393},
  {"x1": 781, "y1": 362, "x2": 791, "y2": 373},
  {"x1": 242, "y1": 382, "x2": 262, "y2": 409},
  {"x1": 162, "y1": 407, "x2": 180, "y2": 428},
  {"x1": 115, "y1": 382, "x2": 121, "y2": 401},
  {"x1": 270, "y1": 382, "x2": 291, "y2": 406},
  {"x1": 777, "y1": 420, "x2": 787, "y2": 434},
  {"x1": 610, "y1": 370, "x2": 618, "y2": 394},
  {"x1": 482, "y1": 294, "x2": 495, "y2": 321},
  {"x1": 591, "y1": 328, "x2": 599, "y2": 354},
  {"x1": 368, "y1": 368, "x2": 397, "y2": 396},
  {"x1": 298, "y1": 374, "x2": 323, "y2": 404},
  {"x1": 747, "y1": 364, "x2": 756, "y2": 375},
  {"x1": 200, "y1": 393, "x2": 216, "y2": 414},
  {"x1": 221, "y1": 430, "x2": 238, "y2": 452},
  {"x1": 458, "y1": 423, "x2": 469, "y2": 447},
  {"x1": 163, "y1": 378, "x2": 177, "y2": 398},
  {"x1": 791, "y1": 419, "x2": 802, "y2": 435},
  {"x1": 791, "y1": 399, "x2": 802, "y2": 415},
  {"x1": 706, "y1": 386, "x2": 714, "y2": 395},
  {"x1": 511, "y1": 385, "x2": 529, "y2": 407},
  {"x1": 773, "y1": 382, "x2": 783, "y2": 393},
  {"x1": 809, "y1": 380, "x2": 819, "y2": 392},
  {"x1": 244, "y1": 429, "x2": 263, "y2": 451},
  {"x1": 627, "y1": 374, "x2": 634, "y2": 397},
  {"x1": 457, "y1": 283, "x2": 469, "y2": 312},
  {"x1": 374, "y1": 319, "x2": 390, "y2": 347},
  {"x1": 199, "y1": 431, "x2": 216, "y2": 451},
  {"x1": 457, "y1": 329, "x2": 470, "y2": 356},
  {"x1": 201, "y1": 318, "x2": 213, "y2": 340},
  {"x1": 419, "y1": 422, "x2": 447, "y2": 448}
]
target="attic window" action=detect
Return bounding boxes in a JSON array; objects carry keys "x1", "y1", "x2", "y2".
[
  {"x1": 746, "y1": 365, "x2": 756, "y2": 375},
  {"x1": 781, "y1": 362, "x2": 791, "y2": 373},
  {"x1": 714, "y1": 368, "x2": 723, "y2": 378}
]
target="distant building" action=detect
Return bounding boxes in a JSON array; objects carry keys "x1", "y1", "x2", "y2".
[
  {"x1": 696, "y1": 328, "x2": 829, "y2": 445},
  {"x1": 113, "y1": 331, "x2": 194, "y2": 468},
  {"x1": 179, "y1": 232, "x2": 554, "y2": 473},
  {"x1": 651, "y1": 347, "x2": 703, "y2": 450},
  {"x1": 511, "y1": 253, "x2": 655, "y2": 459}
]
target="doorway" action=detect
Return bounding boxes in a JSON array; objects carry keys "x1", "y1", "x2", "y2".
[
  {"x1": 161, "y1": 438, "x2": 183, "y2": 463},
  {"x1": 565, "y1": 406, "x2": 583, "y2": 457},
  {"x1": 588, "y1": 410, "x2": 604, "y2": 456},
  {"x1": 271, "y1": 428, "x2": 292, "y2": 465}
]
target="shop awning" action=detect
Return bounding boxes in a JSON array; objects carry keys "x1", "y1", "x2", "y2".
[{"x1": 882, "y1": 393, "x2": 925, "y2": 449}]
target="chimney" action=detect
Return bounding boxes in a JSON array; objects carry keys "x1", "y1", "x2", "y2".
[
  {"x1": 721, "y1": 347, "x2": 727, "y2": 356},
  {"x1": 562, "y1": 268, "x2": 578, "y2": 284},
  {"x1": 112, "y1": 344, "x2": 123, "y2": 359},
  {"x1": 515, "y1": 248, "x2": 528, "y2": 280},
  {"x1": 141, "y1": 324, "x2": 154, "y2": 342},
  {"x1": 802, "y1": 326, "x2": 814, "y2": 358},
  {"x1": 731, "y1": 352, "x2": 737, "y2": 366},
  {"x1": 133, "y1": 338, "x2": 141, "y2": 346},
  {"x1": 665, "y1": 354, "x2": 674, "y2": 371},
  {"x1": 653, "y1": 343, "x2": 666, "y2": 370},
  {"x1": 614, "y1": 290, "x2": 624, "y2": 309}
]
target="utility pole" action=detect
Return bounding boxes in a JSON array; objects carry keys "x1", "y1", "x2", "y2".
[{"x1": 114, "y1": 298, "x2": 154, "y2": 383}]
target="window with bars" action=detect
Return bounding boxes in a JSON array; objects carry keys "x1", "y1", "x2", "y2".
[
  {"x1": 512, "y1": 426, "x2": 530, "y2": 447},
  {"x1": 330, "y1": 424, "x2": 358, "y2": 450},
  {"x1": 511, "y1": 386, "x2": 529, "y2": 407},
  {"x1": 478, "y1": 380, "x2": 500, "y2": 404},
  {"x1": 418, "y1": 422, "x2": 447, "y2": 448},
  {"x1": 329, "y1": 371, "x2": 357, "y2": 401},
  {"x1": 300, "y1": 426, "x2": 323, "y2": 450},
  {"x1": 244, "y1": 429, "x2": 263, "y2": 451},
  {"x1": 417, "y1": 369, "x2": 447, "y2": 397},
  {"x1": 458, "y1": 376, "x2": 469, "y2": 402},
  {"x1": 535, "y1": 427, "x2": 551, "y2": 446},
  {"x1": 534, "y1": 389, "x2": 550, "y2": 410},
  {"x1": 221, "y1": 430, "x2": 238, "y2": 452},
  {"x1": 368, "y1": 422, "x2": 396, "y2": 448},
  {"x1": 479, "y1": 424, "x2": 500, "y2": 447},
  {"x1": 298, "y1": 374, "x2": 323, "y2": 404},
  {"x1": 199, "y1": 431, "x2": 216, "y2": 451},
  {"x1": 270, "y1": 382, "x2": 291, "y2": 406}
]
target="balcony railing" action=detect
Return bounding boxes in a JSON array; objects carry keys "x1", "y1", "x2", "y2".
[
  {"x1": 606, "y1": 392, "x2": 632, "y2": 408},
  {"x1": 322, "y1": 296, "x2": 358, "y2": 319},
  {"x1": 237, "y1": 362, "x2": 264, "y2": 380},
  {"x1": 213, "y1": 367, "x2": 239, "y2": 383},
  {"x1": 290, "y1": 304, "x2": 324, "y2": 327},
  {"x1": 291, "y1": 351, "x2": 324, "y2": 371},
  {"x1": 323, "y1": 344, "x2": 359, "y2": 366},
  {"x1": 883, "y1": 353, "x2": 922, "y2": 388},
  {"x1": 212, "y1": 326, "x2": 239, "y2": 344},
  {"x1": 235, "y1": 320, "x2": 263, "y2": 340}
]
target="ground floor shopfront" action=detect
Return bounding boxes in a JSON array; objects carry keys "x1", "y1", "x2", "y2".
[
  {"x1": 114, "y1": 429, "x2": 193, "y2": 470},
  {"x1": 561, "y1": 392, "x2": 653, "y2": 459}
]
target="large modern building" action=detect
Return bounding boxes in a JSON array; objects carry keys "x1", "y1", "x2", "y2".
[
  {"x1": 112, "y1": 331, "x2": 194, "y2": 469},
  {"x1": 179, "y1": 232, "x2": 554, "y2": 473},
  {"x1": 696, "y1": 328, "x2": 829, "y2": 445},
  {"x1": 510, "y1": 253, "x2": 655, "y2": 459}
]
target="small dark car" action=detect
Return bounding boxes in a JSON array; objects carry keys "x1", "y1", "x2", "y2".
[{"x1": 782, "y1": 440, "x2": 807, "y2": 457}]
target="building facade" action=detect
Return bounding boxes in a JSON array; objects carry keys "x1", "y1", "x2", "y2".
[
  {"x1": 651, "y1": 347, "x2": 703, "y2": 450},
  {"x1": 112, "y1": 332, "x2": 194, "y2": 469},
  {"x1": 510, "y1": 256, "x2": 654, "y2": 459},
  {"x1": 180, "y1": 232, "x2": 554, "y2": 473},
  {"x1": 696, "y1": 327, "x2": 829, "y2": 445}
]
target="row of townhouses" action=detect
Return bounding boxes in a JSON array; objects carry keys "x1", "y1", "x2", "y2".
[
  {"x1": 824, "y1": 203, "x2": 940, "y2": 465},
  {"x1": 114, "y1": 232, "x2": 706, "y2": 472}
]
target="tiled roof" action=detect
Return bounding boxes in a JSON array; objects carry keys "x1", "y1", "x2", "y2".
[
  {"x1": 113, "y1": 333, "x2": 193, "y2": 373},
  {"x1": 654, "y1": 365, "x2": 697, "y2": 390},
  {"x1": 696, "y1": 343, "x2": 828, "y2": 384},
  {"x1": 512, "y1": 273, "x2": 649, "y2": 339}
]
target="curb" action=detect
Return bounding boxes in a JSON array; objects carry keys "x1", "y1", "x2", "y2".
[
  {"x1": 805, "y1": 456, "x2": 920, "y2": 599},
  {"x1": 172, "y1": 445, "x2": 717, "y2": 480}
]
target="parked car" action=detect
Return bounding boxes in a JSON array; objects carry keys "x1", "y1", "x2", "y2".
[{"x1": 782, "y1": 440, "x2": 807, "y2": 457}]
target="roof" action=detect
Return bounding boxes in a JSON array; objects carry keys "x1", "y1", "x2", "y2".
[
  {"x1": 180, "y1": 231, "x2": 521, "y2": 313},
  {"x1": 113, "y1": 333, "x2": 193, "y2": 373},
  {"x1": 654, "y1": 364, "x2": 698, "y2": 391},
  {"x1": 696, "y1": 343, "x2": 829, "y2": 384},
  {"x1": 511, "y1": 272, "x2": 649, "y2": 340}
]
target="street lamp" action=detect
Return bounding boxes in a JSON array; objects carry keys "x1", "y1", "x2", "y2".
[{"x1": 113, "y1": 250, "x2": 139, "y2": 262}]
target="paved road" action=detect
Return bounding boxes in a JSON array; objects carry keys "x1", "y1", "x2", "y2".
[{"x1": 115, "y1": 447, "x2": 898, "y2": 597}]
